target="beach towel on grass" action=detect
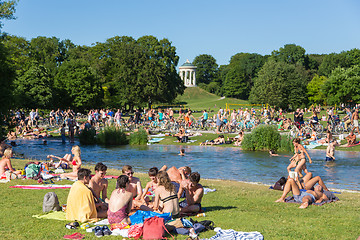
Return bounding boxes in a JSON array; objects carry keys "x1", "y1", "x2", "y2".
[
  {"x1": 129, "y1": 210, "x2": 171, "y2": 224},
  {"x1": 209, "y1": 227, "x2": 263, "y2": 240},
  {"x1": 10, "y1": 185, "x2": 72, "y2": 190},
  {"x1": 32, "y1": 211, "x2": 67, "y2": 221}
]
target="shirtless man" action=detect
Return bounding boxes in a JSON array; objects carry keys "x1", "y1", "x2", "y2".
[
  {"x1": 122, "y1": 165, "x2": 143, "y2": 208},
  {"x1": 275, "y1": 178, "x2": 328, "y2": 208},
  {"x1": 326, "y1": 140, "x2": 338, "y2": 161},
  {"x1": 89, "y1": 163, "x2": 109, "y2": 212},
  {"x1": 178, "y1": 172, "x2": 204, "y2": 214},
  {"x1": 0, "y1": 149, "x2": 21, "y2": 179},
  {"x1": 345, "y1": 131, "x2": 356, "y2": 145},
  {"x1": 351, "y1": 108, "x2": 359, "y2": 135}
]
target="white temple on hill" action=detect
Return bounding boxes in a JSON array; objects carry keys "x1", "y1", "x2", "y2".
[{"x1": 179, "y1": 59, "x2": 197, "y2": 87}]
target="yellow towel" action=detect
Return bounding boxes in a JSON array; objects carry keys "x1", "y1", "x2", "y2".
[{"x1": 66, "y1": 181, "x2": 98, "y2": 222}]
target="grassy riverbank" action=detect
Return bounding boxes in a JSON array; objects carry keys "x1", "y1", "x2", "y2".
[{"x1": 1, "y1": 159, "x2": 359, "y2": 239}]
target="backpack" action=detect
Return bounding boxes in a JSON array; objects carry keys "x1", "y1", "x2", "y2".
[
  {"x1": 43, "y1": 192, "x2": 61, "y2": 212},
  {"x1": 25, "y1": 163, "x2": 41, "y2": 179},
  {"x1": 143, "y1": 216, "x2": 173, "y2": 240}
]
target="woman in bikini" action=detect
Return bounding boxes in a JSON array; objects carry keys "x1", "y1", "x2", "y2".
[
  {"x1": 287, "y1": 138, "x2": 312, "y2": 184},
  {"x1": 140, "y1": 171, "x2": 180, "y2": 218},
  {"x1": 49, "y1": 145, "x2": 82, "y2": 180},
  {"x1": 108, "y1": 175, "x2": 133, "y2": 224}
]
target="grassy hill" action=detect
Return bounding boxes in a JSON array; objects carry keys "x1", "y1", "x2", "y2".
[{"x1": 173, "y1": 87, "x2": 250, "y2": 111}]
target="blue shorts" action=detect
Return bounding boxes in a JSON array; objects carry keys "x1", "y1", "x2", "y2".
[
  {"x1": 179, "y1": 200, "x2": 201, "y2": 209},
  {"x1": 325, "y1": 157, "x2": 334, "y2": 161},
  {"x1": 293, "y1": 191, "x2": 315, "y2": 203}
]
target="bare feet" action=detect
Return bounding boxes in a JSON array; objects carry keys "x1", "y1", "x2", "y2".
[
  {"x1": 275, "y1": 198, "x2": 285, "y2": 203},
  {"x1": 299, "y1": 202, "x2": 309, "y2": 209}
]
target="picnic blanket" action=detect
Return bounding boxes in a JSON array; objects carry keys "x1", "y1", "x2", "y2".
[
  {"x1": 129, "y1": 210, "x2": 171, "y2": 224},
  {"x1": 10, "y1": 184, "x2": 72, "y2": 189},
  {"x1": 285, "y1": 190, "x2": 339, "y2": 206},
  {"x1": 148, "y1": 137, "x2": 165, "y2": 143},
  {"x1": 208, "y1": 227, "x2": 263, "y2": 240},
  {"x1": 33, "y1": 211, "x2": 67, "y2": 221}
]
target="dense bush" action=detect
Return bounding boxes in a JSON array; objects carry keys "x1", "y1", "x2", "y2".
[
  {"x1": 279, "y1": 134, "x2": 294, "y2": 152},
  {"x1": 242, "y1": 125, "x2": 292, "y2": 152},
  {"x1": 79, "y1": 127, "x2": 97, "y2": 145},
  {"x1": 96, "y1": 126, "x2": 128, "y2": 145},
  {"x1": 129, "y1": 129, "x2": 148, "y2": 145}
]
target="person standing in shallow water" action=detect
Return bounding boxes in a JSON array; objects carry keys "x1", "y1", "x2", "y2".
[{"x1": 287, "y1": 138, "x2": 312, "y2": 183}]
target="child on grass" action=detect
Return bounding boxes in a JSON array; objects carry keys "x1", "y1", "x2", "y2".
[{"x1": 141, "y1": 167, "x2": 159, "y2": 206}]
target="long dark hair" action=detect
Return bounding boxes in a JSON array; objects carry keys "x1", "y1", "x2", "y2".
[{"x1": 157, "y1": 171, "x2": 174, "y2": 192}]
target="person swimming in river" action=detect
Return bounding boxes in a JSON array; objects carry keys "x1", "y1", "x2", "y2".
[
  {"x1": 287, "y1": 138, "x2": 312, "y2": 184},
  {"x1": 179, "y1": 149, "x2": 185, "y2": 156}
]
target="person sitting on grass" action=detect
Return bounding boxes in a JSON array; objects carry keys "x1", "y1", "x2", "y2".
[
  {"x1": 178, "y1": 172, "x2": 204, "y2": 214},
  {"x1": 66, "y1": 168, "x2": 107, "y2": 222},
  {"x1": 107, "y1": 175, "x2": 132, "y2": 225},
  {"x1": 173, "y1": 126, "x2": 186, "y2": 142},
  {"x1": 122, "y1": 165, "x2": 143, "y2": 209},
  {"x1": 345, "y1": 131, "x2": 356, "y2": 146},
  {"x1": 140, "y1": 171, "x2": 180, "y2": 218},
  {"x1": 275, "y1": 177, "x2": 328, "y2": 209},
  {"x1": 140, "y1": 167, "x2": 159, "y2": 206},
  {"x1": 89, "y1": 162, "x2": 109, "y2": 212},
  {"x1": 200, "y1": 135, "x2": 225, "y2": 145},
  {"x1": 0, "y1": 149, "x2": 22, "y2": 179},
  {"x1": 48, "y1": 145, "x2": 82, "y2": 180}
]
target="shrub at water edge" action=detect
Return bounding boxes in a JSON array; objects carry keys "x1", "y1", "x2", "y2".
[
  {"x1": 129, "y1": 129, "x2": 148, "y2": 145},
  {"x1": 242, "y1": 125, "x2": 281, "y2": 151},
  {"x1": 96, "y1": 126, "x2": 128, "y2": 145},
  {"x1": 79, "y1": 127, "x2": 97, "y2": 145}
]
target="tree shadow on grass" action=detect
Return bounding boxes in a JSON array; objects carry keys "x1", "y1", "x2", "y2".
[{"x1": 204, "y1": 206, "x2": 237, "y2": 212}]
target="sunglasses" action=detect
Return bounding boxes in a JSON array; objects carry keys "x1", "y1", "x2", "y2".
[{"x1": 125, "y1": 172, "x2": 134, "y2": 176}]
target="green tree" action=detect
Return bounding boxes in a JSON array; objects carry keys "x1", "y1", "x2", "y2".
[
  {"x1": 322, "y1": 66, "x2": 360, "y2": 105},
  {"x1": 2, "y1": 35, "x2": 31, "y2": 76},
  {"x1": 192, "y1": 54, "x2": 218, "y2": 85},
  {"x1": 0, "y1": 0, "x2": 17, "y2": 31},
  {"x1": 249, "y1": 60, "x2": 308, "y2": 109},
  {"x1": 54, "y1": 59, "x2": 103, "y2": 110},
  {"x1": 102, "y1": 35, "x2": 183, "y2": 109},
  {"x1": 14, "y1": 62, "x2": 53, "y2": 108},
  {"x1": 222, "y1": 53, "x2": 266, "y2": 99},
  {"x1": 307, "y1": 74, "x2": 327, "y2": 104},
  {"x1": 0, "y1": 0, "x2": 17, "y2": 139},
  {"x1": 271, "y1": 44, "x2": 310, "y2": 69},
  {"x1": 318, "y1": 53, "x2": 346, "y2": 77}
]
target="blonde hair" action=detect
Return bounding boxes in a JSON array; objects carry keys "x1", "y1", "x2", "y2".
[
  {"x1": 72, "y1": 145, "x2": 81, "y2": 157},
  {"x1": 3, "y1": 148, "x2": 12, "y2": 158}
]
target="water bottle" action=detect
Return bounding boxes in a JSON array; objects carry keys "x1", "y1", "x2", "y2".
[{"x1": 196, "y1": 213, "x2": 206, "y2": 217}]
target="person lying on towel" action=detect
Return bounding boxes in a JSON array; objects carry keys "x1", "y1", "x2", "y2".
[
  {"x1": 275, "y1": 177, "x2": 328, "y2": 209},
  {"x1": 66, "y1": 168, "x2": 107, "y2": 222}
]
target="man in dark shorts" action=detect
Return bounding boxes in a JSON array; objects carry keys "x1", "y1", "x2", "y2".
[{"x1": 178, "y1": 172, "x2": 204, "y2": 213}]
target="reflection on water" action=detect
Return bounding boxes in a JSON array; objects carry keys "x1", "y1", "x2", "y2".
[{"x1": 10, "y1": 138, "x2": 360, "y2": 191}]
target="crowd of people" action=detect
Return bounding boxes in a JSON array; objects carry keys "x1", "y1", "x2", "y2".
[{"x1": 57, "y1": 145, "x2": 204, "y2": 235}]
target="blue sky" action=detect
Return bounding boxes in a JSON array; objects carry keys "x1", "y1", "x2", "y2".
[{"x1": 2, "y1": 0, "x2": 360, "y2": 66}]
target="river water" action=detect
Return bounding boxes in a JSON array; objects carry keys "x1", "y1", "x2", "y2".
[{"x1": 11, "y1": 138, "x2": 360, "y2": 191}]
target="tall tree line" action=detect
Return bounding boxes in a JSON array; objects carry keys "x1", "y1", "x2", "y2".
[
  {"x1": 2, "y1": 35, "x2": 184, "y2": 111},
  {"x1": 193, "y1": 44, "x2": 360, "y2": 109}
]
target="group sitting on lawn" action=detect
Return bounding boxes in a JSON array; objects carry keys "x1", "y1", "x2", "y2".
[{"x1": 65, "y1": 163, "x2": 204, "y2": 225}]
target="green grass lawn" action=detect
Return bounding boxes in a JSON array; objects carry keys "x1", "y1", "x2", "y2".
[
  {"x1": 173, "y1": 87, "x2": 250, "y2": 111},
  {"x1": 1, "y1": 159, "x2": 359, "y2": 239}
]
